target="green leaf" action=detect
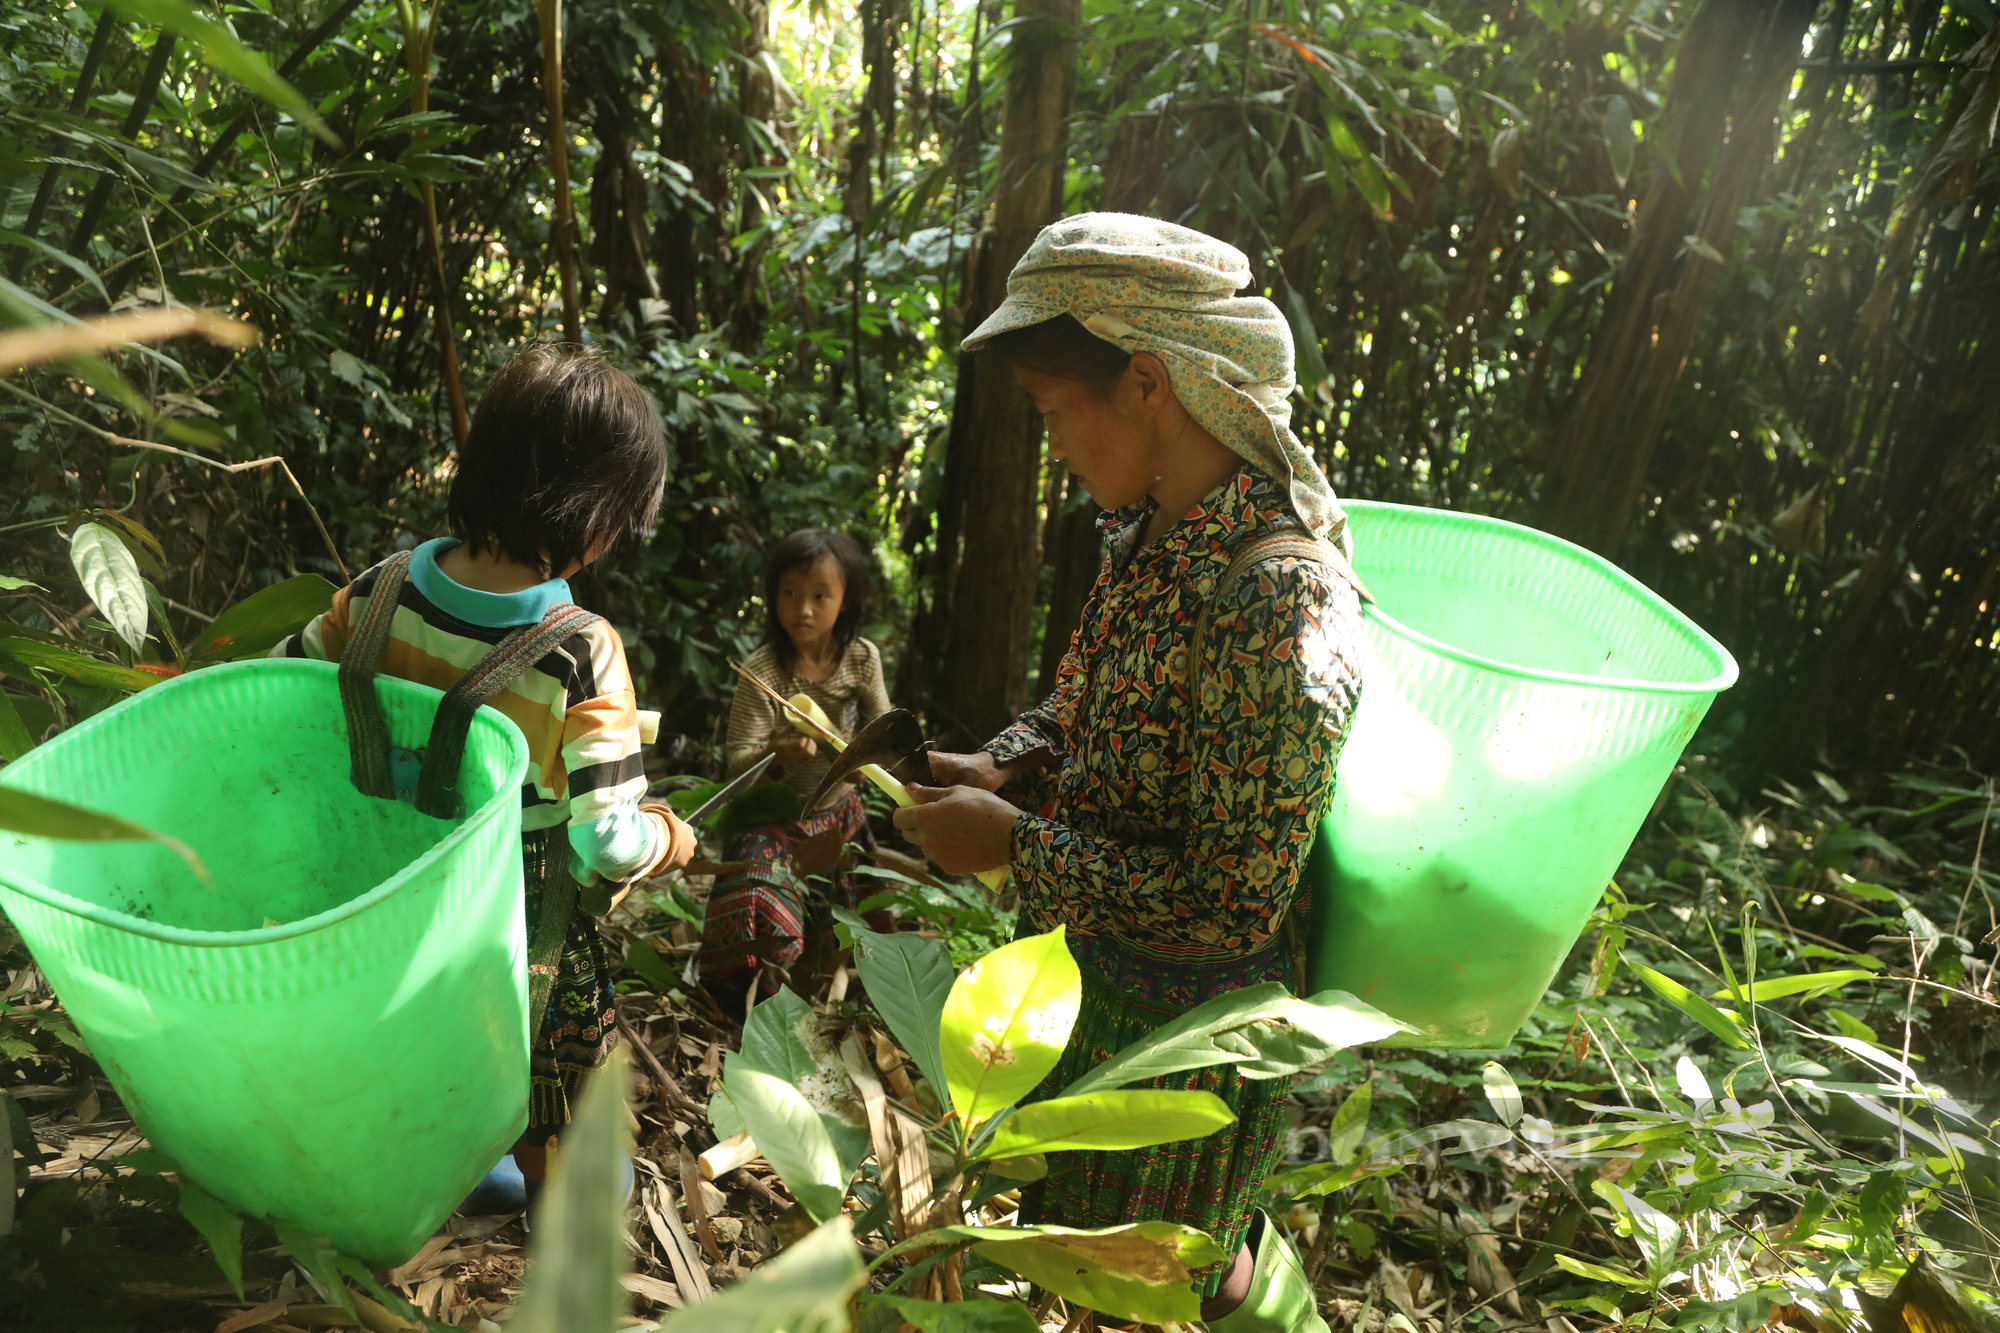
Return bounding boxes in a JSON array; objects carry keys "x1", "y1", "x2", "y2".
[
  {"x1": 1604, "y1": 1183, "x2": 1682, "y2": 1281},
  {"x1": 853, "y1": 928, "x2": 954, "y2": 1102},
  {"x1": 1707, "y1": 969, "x2": 1877, "y2": 1003},
  {"x1": 271, "y1": 1221, "x2": 357, "y2": 1318},
  {"x1": 85, "y1": 0, "x2": 339, "y2": 148},
  {"x1": 1603, "y1": 93, "x2": 1636, "y2": 187},
  {"x1": 177, "y1": 1182, "x2": 244, "y2": 1300},
  {"x1": 664, "y1": 1215, "x2": 863, "y2": 1333},
  {"x1": 0, "y1": 576, "x2": 43, "y2": 591},
  {"x1": 1325, "y1": 1080, "x2": 1372, "y2": 1163},
  {"x1": 902, "y1": 1222, "x2": 1223, "y2": 1326},
  {"x1": 986, "y1": 1154, "x2": 1048, "y2": 1182},
  {"x1": 869, "y1": 1295, "x2": 1038, "y2": 1333},
  {"x1": 980, "y1": 1090, "x2": 1235, "y2": 1158},
  {"x1": 1553, "y1": 1253, "x2": 1651, "y2": 1289},
  {"x1": 187, "y1": 575, "x2": 336, "y2": 662},
  {"x1": 723, "y1": 1065, "x2": 847, "y2": 1223},
  {"x1": 511, "y1": 1050, "x2": 635, "y2": 1333},
  {"x1": 69, "y1": 523, "x2": 148, "y2": 653},
  {"x1": 623, "y1": 936, "x2": 682, "y2": 992},
  {"x1": 0, "y1": 636, "x2": 161, "y2": 691},
  {"x1": 0, "y1": 786, "x2": 209, "y2": 883},
  {"x1": 940, "y1": 927, "x2": 1081, "y2": 1128},
  {"x1": 1629, "y1": 962, "x2": 1752, "y2": 1050},
  {"x1": 1059, "y1": 983, "x2": 1405, "y2": 1099},
  {"x1": 1482, "y1": 1062, "x2": 1522, "y2": 1127},
  {"x1": 0, "y1": 689, "x2": 34, "y2": 761},
  {"x1": 0, "y1": 229, "x2": 106, "y2": 303},
  {"x1": 713, "y1": 782, "x2": 804, "y2": 845},
  {"x1": 739, "y1": 986, "x2": 820, "y2": 1084}
]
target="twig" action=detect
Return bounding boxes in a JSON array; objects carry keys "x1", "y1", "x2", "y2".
[
  {"x1": 616, "y1": 1011, "x2": 698, "y2": 1116},
  {"x1": 107, "y1": 436, "x2": 349, "y2": 583}
]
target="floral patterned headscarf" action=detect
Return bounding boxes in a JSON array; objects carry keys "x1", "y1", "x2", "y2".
[{"x1": 962, "y1": 211, "x2": 1347, "y2": 545}]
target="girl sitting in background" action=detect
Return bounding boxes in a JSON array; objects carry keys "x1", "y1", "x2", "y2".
[
  {"x1": 276, "y1": 342, "x2": 696, "y2": 1203},
  {"x1": 702, "y1": 528, "x2": 889, "y2": 1011}
]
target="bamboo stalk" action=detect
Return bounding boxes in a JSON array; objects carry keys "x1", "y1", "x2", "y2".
[
  {"x1": 535, "y1": 0, "x2": 584, "y2": 343},
  {"x1": 400, "y1": 0, "x2": 470, "y2": 448}
]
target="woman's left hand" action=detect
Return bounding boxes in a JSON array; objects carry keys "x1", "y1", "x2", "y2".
[{"x1": 893, "y1": 785, "x2": 1020, "y2": 874}]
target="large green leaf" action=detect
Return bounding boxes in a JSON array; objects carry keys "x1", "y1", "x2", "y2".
[
  {"x1": 732, "y1": 989, "x2": 871, "y2": 1185},
  {"x1": 0, "y1": 786, "x2": 208, "y2": 882},
  {"x1": 665, "y1": 1215, "x2": 863, "y2": 1333},
  {"x1": 739, "y1": 986, "x2": 820, "y2": 1084},
  {"x1": 0, "y1": 688, "x2": 34, "y2": 761},
  {"x1": 187, "y1": 574, "x2": 335, "y2": 662},
  {"x1": 1705, "y1": 970, "x2": 1877, "y2": 1003},
  {"x1": 177, "y1": 1183, "x2": 244, "y2": 1300},
  {"x1": 853, "y1": 928, "x2": 954, "y2": 1101},
  {"x1": 980, "y1": 1090, "x2": 1235, "y2": 1158},
  {"x1": 868, "y1": 1295, "x2": 1038, "y2": 1333},
  {"x1": 1630, "y1": 962, "x2": 1752, "y2": 1050},
  {"x1": 902, "y1": 1221, "x2": 1223, "y2": 1326},
  {"x1": 939, "y1": 927, "x2": 1080, "y2": 1128},
  {"x1": 1058, "y1": 982, "x2": 1406, "y2": 1099},
  {"x1": 0, "y1": 636, "x2": 161, "y2": 692},
  {"x1": 724, "y1": 1064, "x2": 848, "y2": 1223},
  {"x1": 510, "y1": 1050, "x2": 634, "y2": 1333},
  {"x1": 713, "y1": 781, "x2": 804, "y2": 845},
  {"x1": 84, "y1": 0, "x2": 339, "y2": 147},
  {"x1": 69, "y1": 523, "x2": 149, "y2": 653}
]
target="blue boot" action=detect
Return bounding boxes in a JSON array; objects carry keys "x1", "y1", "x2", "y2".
[{"x1": 460, "y1": 1153, "x2": 530, "y2": 1215}]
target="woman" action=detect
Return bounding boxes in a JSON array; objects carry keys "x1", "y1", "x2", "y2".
[{"x1": 897, "y1": 214, "x2": 1364, "y2": 1332}]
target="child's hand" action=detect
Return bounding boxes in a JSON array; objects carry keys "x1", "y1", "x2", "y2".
[
  {"x1": 772, "y1": 733, "x2": 818, "y2": 767},
  {"x1": 892, "y1": 785, "x2": 1019, "y2": 874}
]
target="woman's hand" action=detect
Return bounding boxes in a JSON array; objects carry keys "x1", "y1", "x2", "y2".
[
  {"x1": 926, "y1": 747, "x2": 1052, "y2": 792},
  {"x1": 771, "y1": 732, "x2": 818, "y2": 767},
  {"x1": 893, "y1": 785, "x2": 1020, "y2": 874}
]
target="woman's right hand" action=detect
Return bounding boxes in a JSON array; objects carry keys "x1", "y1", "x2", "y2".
[
  {"x1": 926, "y1": 750, "x2": 1012, "y2": 792},
  {"x1": 771, "y1": 733, "x2": 818, "y2": 767}
]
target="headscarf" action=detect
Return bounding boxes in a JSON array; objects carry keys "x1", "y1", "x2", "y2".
[{"x1": 961, "y1": 212, "x2": 1346, "y2": 545}]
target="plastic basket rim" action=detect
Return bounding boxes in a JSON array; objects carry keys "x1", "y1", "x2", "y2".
[
  {"x1": 0, "y1": 658, "x2": 530, "y2": 948},
  {"x1": 1344, "y1": 499, "x2": 1741, "y2": 697}
]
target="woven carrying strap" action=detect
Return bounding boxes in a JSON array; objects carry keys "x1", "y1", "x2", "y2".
[
  {"x1": 1191, "y1": 530, "x2": 1373, "y2": 709},
  {"x1": 414, "y1": 604, "x2": 601, "y2": 818},
  {"x1": 337, "y1": 551, "x2": 416, "y2": 800}
]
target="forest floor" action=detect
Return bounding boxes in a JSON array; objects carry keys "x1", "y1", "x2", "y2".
[{"x1": 3, "y1": 757, "x2": 1996, "y2": 1332}]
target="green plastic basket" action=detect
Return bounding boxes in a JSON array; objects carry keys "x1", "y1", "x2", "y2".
[
  {"x1": 1305, "y1": 501, "x2": 1738, "y2": 1048},
  {"x1": 0, "y1": 659, "x2": 530, "y2": 1265}
]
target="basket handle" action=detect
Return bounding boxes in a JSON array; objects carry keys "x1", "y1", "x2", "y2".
[{"x1": 337, "y1": 551, "x2": 417, "y2": 802}]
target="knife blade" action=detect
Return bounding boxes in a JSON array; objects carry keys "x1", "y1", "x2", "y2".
[{"x1": 679, "y1": 753, "x2": 776, "y2": 827}]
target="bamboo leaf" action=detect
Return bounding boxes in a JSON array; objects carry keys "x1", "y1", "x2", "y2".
[
  {"x1": 1482, "y1": 1061, "x2": 1523, "y2": 1127},
  {"x1": 1705, "y1": 970, "x2": 1877, "y2": 1003},
  {"x1": 1603, "y1": 93, "x2": 1636, "y2": 187},
  {"x1": 0, "y1": 785, "x2": 208, "y2": 883},
  {"x1": 69, "y1": 523, "x2": 149, "y2": 652},
  {"x1": 511, "y1": 1050, "x2": 635, "y2": 1333},
  {"x1": 177, "y1": 1183, "x2": 244, "y2": 1300},
  {"x1": 940, "y1": 927, "x2": 1081, "y2": 1128},
  {"x1": 83, "y1": 0, "x2": 340, "y2": 147},
  {"x1": 980, "y1": 1090, "x2": 1235, "y2": 1158},
  {"x1": 0, "y1": 636, "x2": 160, "y2": 692},
  {"x1": 1629, "y1": 962, "x2": 1752, "y2": 1050},
  {"x1": 187, "y1": 574, "x2": 335, "y2": 662},
  {"x1": 1553, "y1": 1253, "x2": 1651, "y2": 1289}
]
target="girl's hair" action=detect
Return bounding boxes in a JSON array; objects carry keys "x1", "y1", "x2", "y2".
[
  {"x1": 982, "y1": 314, "x2": 1132, "y2": 392},
  {"x1": 449, "y1": 342, "x2": 669, "y2": 577},
  {"x1": 764, "y1": 528, "x2": 872, "y2": 672}
]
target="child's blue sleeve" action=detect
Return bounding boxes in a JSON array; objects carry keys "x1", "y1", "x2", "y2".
[{"x1": 568, "y1": 806, "x2": 662, "y2": 885}]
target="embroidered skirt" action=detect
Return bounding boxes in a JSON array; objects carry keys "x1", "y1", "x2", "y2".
[
  {"x1": 522, "y1": 827, "x2": 617, "y2": 1138},
  {"x1": 700, "y1": 789, "x2": 868, "y2": 988},
  {"x1": 1017, "y1": 932, "x2": 1295, "y2": 1296}
]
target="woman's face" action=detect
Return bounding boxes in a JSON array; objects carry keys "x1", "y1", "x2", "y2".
[
  {"x1": 1013, "y1": 364, "x2": 1159, "y2": 512},
  {"x1": 776, "y1": 554, "x2": 846, "y2": 655}
]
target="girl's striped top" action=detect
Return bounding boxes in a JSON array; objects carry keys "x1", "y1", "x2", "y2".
[
  {"x1": 725, "y1": 637, "x2": 891, "y2": 802},
  {"x1": 274, "y1": 539, "x2": 665, "y2": 880}
]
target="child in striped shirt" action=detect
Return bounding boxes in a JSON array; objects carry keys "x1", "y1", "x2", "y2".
[{"x1": 277, "y1": 343, "x2": 694, "y2": 1199}]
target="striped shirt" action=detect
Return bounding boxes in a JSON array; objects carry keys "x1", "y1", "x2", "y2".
[
  {"x1": 275, "y1": 539, "x2": 662, "y2": 879},
  {"x1": 725, "y1": 637, "x2": 891, "y2": 801}
]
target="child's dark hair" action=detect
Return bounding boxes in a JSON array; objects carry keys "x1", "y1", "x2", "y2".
[
  {"x1": 764, "y1": 528, "x2": 872, "y2": 672},
  {"x1": 449, "y1": 342, "x2": 669, "y2": 577},
  {"x1": 983, "y1": 314, "x2": 1132, "y2": 393}
]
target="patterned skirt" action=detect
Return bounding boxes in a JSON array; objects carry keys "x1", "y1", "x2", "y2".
[
  {"x1": 522, "y1": 827, "x2": 617, "y2": 1139},
  {"x1": 700, "y1": 790, "x2": 868, "y2": 987},
  {"x1": 1017, "y1": 932, "x2": 1295, "y2": 1296}
]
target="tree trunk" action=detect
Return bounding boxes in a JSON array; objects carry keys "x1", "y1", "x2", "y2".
[
  {"x1": 1538, "y1": 0, "x2": 1816, "y2": 554},
  {"x1": 919, "y1": 0, "x2": 1079, "y2": 748},
  {"x1": 536, "y1": 0, "x2": 584, "y2": 344}
]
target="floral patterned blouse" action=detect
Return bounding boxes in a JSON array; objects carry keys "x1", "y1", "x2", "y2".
[{"x1": 984, "y1": 467, "x2": 1365, "y2": 963}]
